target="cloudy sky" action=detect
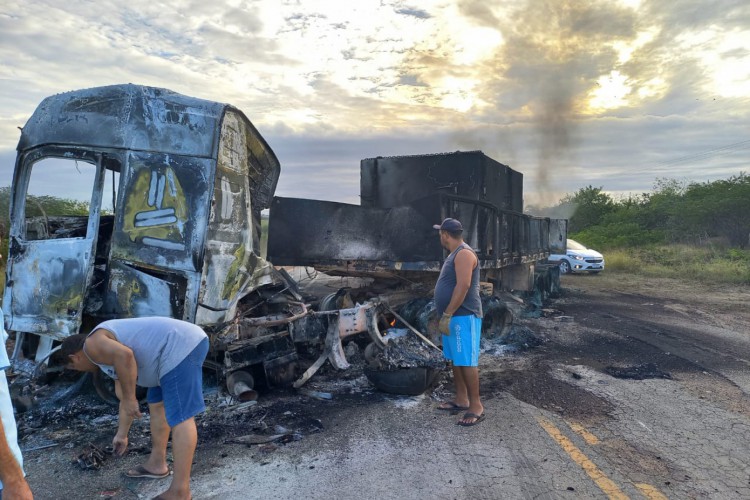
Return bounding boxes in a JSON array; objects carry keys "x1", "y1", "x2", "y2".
[{"x1": 1, "y1": 0, "x2": 748, "y2": 207}]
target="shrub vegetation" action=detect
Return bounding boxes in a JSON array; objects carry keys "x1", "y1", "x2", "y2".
[{"x1": 532, "y1": 173, "x2": 750, "y2": 284}]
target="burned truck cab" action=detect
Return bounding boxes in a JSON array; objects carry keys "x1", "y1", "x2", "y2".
[{"x1": 4, "y1": 84, "x2": 282, "y2": 377}]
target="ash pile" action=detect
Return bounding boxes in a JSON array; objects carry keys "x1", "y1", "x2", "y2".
[{"x1": 368, "y1": 330, "x2": 446, "y2": 370}]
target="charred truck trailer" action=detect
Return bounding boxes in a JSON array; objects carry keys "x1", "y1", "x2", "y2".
[
  {"x1": 267, "y1": 152, "x2": 567, "y2": 346},
  {"x1": 3, "y1": 84, "x2": 566, "y2": 402}
]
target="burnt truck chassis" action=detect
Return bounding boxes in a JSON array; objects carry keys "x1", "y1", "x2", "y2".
[
  {"x1": 200, "y1": 282, "x2": 405, "y2": 400},
  {"x1": 4, "y1": 86, "x2": 566, "y2": 404}
]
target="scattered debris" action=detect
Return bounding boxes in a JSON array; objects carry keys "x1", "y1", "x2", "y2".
[
  {"x1": 605, "y1": 363, "x2": 672, "y2": 380},
  {"x1": 298, "y1": 389, "x2": 333, "y2": 400},
  {"x1": 225, "y1": 433, "x2": 292, "y2": 446},
  {"x1": 21, "y1": 442, "x2": 59, "y2": 452},
  {"x1": 75, "y1": 443, "x2": 110, "y2": 471},
  {"x1": 482, "y1": 325, "x2": 544, "y2": 356},
  {"x1": 99, "y1": 488, "x2": 122, "y2": 499},
  {"x1": 385, "y1": 305, "x2": 441, "y2": 351},
  {"x1": 225, "y1": 401, "x2": 259, "y2": 413}
]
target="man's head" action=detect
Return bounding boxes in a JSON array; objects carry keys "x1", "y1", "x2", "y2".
[
  {"x1": 59, "y1": 334, "x2": 97, "y2": 372},
  {"x1": 433, "y1": 218, "x2": 464, "y2": 249}
]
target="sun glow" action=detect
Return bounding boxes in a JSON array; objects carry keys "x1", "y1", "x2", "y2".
[
  {"x1": 588, "y1": 71, "x2": 630, "y2": 111},
  {"x1": 439, "y1": 77, "x2": 479, "y2": 112}
]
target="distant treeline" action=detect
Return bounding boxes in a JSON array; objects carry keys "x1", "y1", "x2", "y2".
[
  {"x1": 0, "y1": 186, "x2": 89, "y2": 237},
  {"x1": 1, "y1": 173, "x2": 749, "y2": 251},
  {"x1": 531, "y1": 173, "x2": 750, "y2": 249}
]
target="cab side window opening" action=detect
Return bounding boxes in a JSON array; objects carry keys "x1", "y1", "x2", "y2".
[{"x1": 22, "y1": 157, "x2": 120, "y2": 241}]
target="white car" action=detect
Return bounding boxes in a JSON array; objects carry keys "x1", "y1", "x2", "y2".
[{"x1": 548, "y1": 239, "x2": 605, "y2": 274}]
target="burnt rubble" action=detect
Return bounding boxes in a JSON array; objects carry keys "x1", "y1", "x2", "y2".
[{"x1": 380, "y1": 334, "x2": 446, "y2": 370}]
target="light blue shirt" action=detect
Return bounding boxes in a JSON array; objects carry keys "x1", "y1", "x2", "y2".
[
  {"x1": 0, "y1": 308, "x2": 25, "y2": 490},
  {"x1": 88, "y1": 317, "x2": 207, "y2": 387}
]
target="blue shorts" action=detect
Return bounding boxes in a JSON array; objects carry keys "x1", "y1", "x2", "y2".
[
  {"x1": 442, "y1": 315, "x2": 482, "y2": 367},
  {"x1": 147, "y1": 338, "x2": 208, "y2": 427}
]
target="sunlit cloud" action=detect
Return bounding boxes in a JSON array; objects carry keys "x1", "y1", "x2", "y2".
[{"x1": 675, "y1": 27, "x2": 750, "y2": 98}]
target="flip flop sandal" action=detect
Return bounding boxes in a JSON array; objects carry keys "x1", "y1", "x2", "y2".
[
  {"x1": 436, "y1": 402, "x2": 470, "y2": 412},
  {"x1": 126, "y1": 465, "x2": 170, "y2": 479},
  {"x1": 457, "y1": 412, "x2": 486, "y2": 427}
]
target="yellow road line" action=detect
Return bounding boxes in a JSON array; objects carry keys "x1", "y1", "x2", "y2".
[
  {"x1": 566, "y1": 421, "x2": 601, "y2": 445},
  {"x1": 537, "y1": 416, "x2": 629, "y2": 500},
  {"x1": 635, "y1": 483, "x2": 669, "y2": 500}
]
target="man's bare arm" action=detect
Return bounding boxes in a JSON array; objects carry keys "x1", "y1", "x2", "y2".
[
  {"x1": 112, "y1": 380, "x2": 134, "y2": 456},
  {"x1": 85, "y1": 332, "x2": 141, "y2": 456},
  {"x1": 0, "y1": 416, "x2": 33, "y2": 499},
  {"x1": 85, "y1": 331, "x2": 141, "y2": 419}
]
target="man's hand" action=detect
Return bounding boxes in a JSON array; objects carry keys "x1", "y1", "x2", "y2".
[
  {"x1": 119, "y1": 398, "x2": 142, "y2": 420},
  {"x1": 439, "y1": 313, "x2": 452, "y2": 335},
  {"x1": 112, "y1": 432, "x2": 129, "y2": 456}
]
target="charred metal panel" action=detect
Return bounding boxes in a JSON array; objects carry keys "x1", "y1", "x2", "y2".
[
  {"x1": 111, "y1": 151, "x2": 211, "y2": 273},
  {"x1": 288, "y1": 315, "x2": 327, "y2": 344},
  {"x1": 220, "y1": 109, "x2": 281, "y2": 242},
  {"x1": 360, "y1": 151, "x2": 522, "y2": 212},
  {"x1": 5, "y1": 240, "x2": 93, "y2": 338},
  {"x1": 196, "y1": 110, "x2": 280, "y2": 326},
  {"x1": 17, "y1": 85, "x2": 224, "y2": 158},
  {"x1": 443, "y1": 197, "x2": 499, "y2": 259},
  {"x1": 94, "y1": 261, "x2": 187, "y2": 319},
  {"x1": 224, "y1": 332, "x2": 296, "y2": 371},
  {"x1": 502, "y1": 263, "x2": 535, "y2": 292},
  {"x1": 509, "y1": 169, "x2": 524, "y2": 213},
  {"x1": 548, "y1": 219, "x2": 568, "y2": 255},
  {"x1": 268, "y1": 189, "x2": 554, "y2": 277},
  {"x1": 529, "y1": 218, "x2": 547, "y2": 254},
  {"x1": 267, "y1": 195, "x2": 443, "y2": 267}
]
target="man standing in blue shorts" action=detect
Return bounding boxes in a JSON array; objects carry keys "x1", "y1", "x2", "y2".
[
  {"x1": 433, "y1": 218, "x2": 485, "y2": 426},
  {"x1": 62, "y1": 317, "x2": 208, "y2": 500}
]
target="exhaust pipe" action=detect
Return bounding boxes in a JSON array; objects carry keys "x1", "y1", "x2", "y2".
[{"x1": 226, "y1": 370, "x2": 257, "y2": 402}]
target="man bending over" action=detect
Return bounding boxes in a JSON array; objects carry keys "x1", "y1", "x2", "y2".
[{"x1": 62, "y1": 317, "x2": 208, "y2": 500}]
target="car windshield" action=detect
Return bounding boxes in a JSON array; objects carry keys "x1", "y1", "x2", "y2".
[{"x1": 567, "y1": 239, "x2": 587, "y2": 251}]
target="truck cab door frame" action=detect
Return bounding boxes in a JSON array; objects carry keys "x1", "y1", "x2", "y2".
[{"x1": 3, "y1": 147, "x2": 108, "y2": 340}]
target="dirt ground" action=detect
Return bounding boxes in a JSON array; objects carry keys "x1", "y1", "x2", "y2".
[{"x1": 16, "y1": 271, "x2": 750, "y2": 499}]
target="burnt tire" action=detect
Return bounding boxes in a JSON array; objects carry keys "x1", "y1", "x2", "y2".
[
  {"x1": 481, "y1": 296, "x2": 513, "y2": 339},
  {"x1": 92, "y1": 369, "x2": 148, "y2": 406}
]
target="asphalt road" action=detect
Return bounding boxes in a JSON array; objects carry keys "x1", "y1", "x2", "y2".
[{"x1": 21, "y1": 273, "x2": 750, "y2": 499}]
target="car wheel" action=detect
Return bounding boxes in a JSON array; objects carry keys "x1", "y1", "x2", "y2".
[{"x1": 559, "y1": 260, "x2": 572, "y2": 274}]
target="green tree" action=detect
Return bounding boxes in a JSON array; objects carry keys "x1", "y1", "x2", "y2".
[
  {"x1": 681, "y1": 173, "x2": 750, "y2": 248},
  {"x1": 564, "y1": 186, "x2": 616, "y2": 232}
]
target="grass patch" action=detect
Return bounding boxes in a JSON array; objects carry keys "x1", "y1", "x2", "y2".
[{"x1": 603, "y1": 245, "x2": 750, "y2": 285}]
